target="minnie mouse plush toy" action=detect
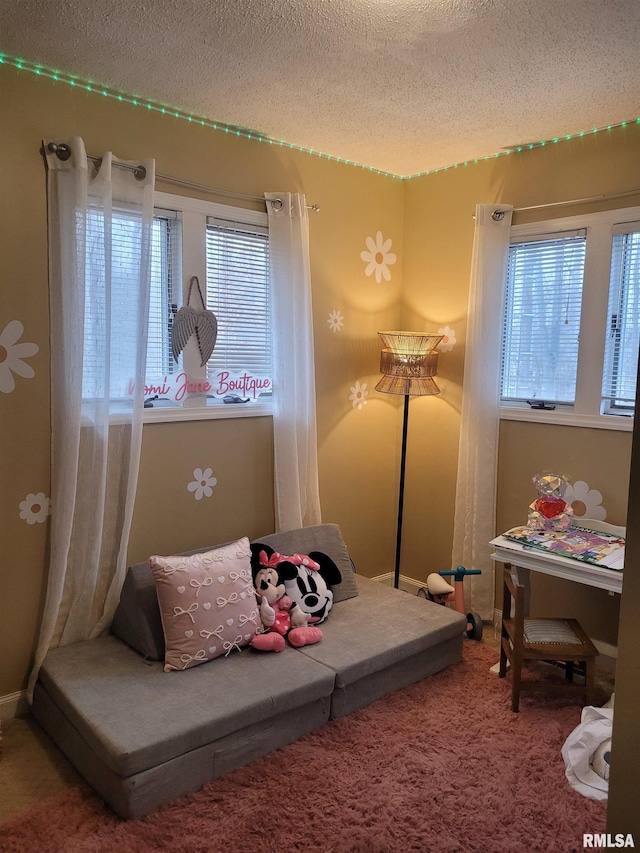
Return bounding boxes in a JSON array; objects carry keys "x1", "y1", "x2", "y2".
[{"x1": 249, "y1": 544, "x2": 323, "y2": 653}]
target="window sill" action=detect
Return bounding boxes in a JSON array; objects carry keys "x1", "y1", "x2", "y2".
[
  {"x1": 143, "y1": 401, "x2": 273, "y2": 424},
  {"x1": 499, "y1": 406, "x2": 633, "y2": 432}
]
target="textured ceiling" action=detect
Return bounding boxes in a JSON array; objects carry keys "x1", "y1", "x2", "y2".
[{"x1": 2, "y1": 0, "x2": 639, "y2": 176}]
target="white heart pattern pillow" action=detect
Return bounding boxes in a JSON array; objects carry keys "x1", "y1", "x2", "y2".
[{"x1": 149, "y1": 537, "x2": 260, "y2": 672}]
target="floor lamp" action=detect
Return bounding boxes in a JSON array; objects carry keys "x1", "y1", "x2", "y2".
[{"x1": 375, "y1": 331, "x2": 443, "y2": 589}]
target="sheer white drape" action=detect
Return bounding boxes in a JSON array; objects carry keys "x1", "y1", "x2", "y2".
[
  {"x1": 28, "y1": 138, "x2": 154, "y2": 700},
  {"x1": 266, "y1": 192, "x2": 321, "y2": 531},
  {"x1": 451, "y1": 203, "x2": 513, "y2": 619}
]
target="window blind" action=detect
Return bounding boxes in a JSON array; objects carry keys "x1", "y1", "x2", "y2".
[
  {"x1": 146, "y1": 213, "x2": 181, "y2": 383},
  {"x1": 205, "y1": 218, "x2": 271, "y2": 379},
  {"x1": 83, "y1": 208, "x2": 146, "y2": 400},
  {"x1": 602, "y1": 228, "x2": 640, "y2": 413},
  {"x1": 501, "y1": 234, "x2": 586, "y2": 405}
]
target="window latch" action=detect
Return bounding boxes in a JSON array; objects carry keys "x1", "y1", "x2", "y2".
[{"x1": 527, "y1": 400, "x2": 556, "y2": 410}]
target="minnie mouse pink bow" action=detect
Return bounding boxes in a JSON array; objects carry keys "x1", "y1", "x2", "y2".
[{"x1": 259, "y1": 550, "x2": 320, "y2": 571}]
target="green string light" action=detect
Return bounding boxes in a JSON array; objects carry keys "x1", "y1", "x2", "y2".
[{"x1": 2, "y1": 52, "x2": 636, "y2": 183}]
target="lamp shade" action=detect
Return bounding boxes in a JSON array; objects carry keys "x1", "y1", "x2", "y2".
[{"x1": 375, "y1": 330, "x2": 443, "y2": 396}]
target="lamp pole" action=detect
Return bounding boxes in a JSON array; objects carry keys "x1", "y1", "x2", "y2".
[{"x1": 394, "y1": 394, "x2": 410, "y2": 589}]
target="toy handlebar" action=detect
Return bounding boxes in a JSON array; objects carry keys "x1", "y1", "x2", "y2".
[{"x1": 439, "y1": 565, "x2": 482, "y2": 582}]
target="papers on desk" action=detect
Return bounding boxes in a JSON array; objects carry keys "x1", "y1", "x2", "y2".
[{"x1": 499, "y1": 525, "x2": 625, "y2": 571}]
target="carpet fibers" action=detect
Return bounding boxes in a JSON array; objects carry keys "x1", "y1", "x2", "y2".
[{"x1": 0, "y1": 643, "x2": 606, "y2": 852}]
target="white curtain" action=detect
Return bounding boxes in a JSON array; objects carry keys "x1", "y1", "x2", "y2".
[
  {"x1": 451, "y1": 203, "x2": 513, "y2": 619},
  {"x1": 266, "y1": 192, "x2": 322, "y2": 531},
  {"x1": 28, "y1": 138, "x2": 155, "y2": 700}
]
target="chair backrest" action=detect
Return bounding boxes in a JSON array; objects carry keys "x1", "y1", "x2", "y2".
[
  {"x1": 579, "y1": 518, "x2": 626, "y2": 537},
  {"x1": 502, "y1": 564, "x2": 525, "y2": 643}
]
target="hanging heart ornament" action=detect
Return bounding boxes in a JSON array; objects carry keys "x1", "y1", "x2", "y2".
[{"x1": 171, "y1": 277, "x2": 218, "y2": 366}]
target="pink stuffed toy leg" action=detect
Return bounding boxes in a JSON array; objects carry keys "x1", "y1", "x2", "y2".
[
  {"x1": 251, "y1": 632, "x2": 286, "y2": 653},
  {"x1": 287, "y1": 626, "x2": 323, "y2": 648}
]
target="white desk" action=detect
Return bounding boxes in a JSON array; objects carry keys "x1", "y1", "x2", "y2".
[{"x1": 490, "y1": 535, "x2": 623, "y2": 595}]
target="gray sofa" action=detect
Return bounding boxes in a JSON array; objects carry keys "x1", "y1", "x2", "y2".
[{"x1": 30, "y1": 524, "x2": 466, "y2": 819}]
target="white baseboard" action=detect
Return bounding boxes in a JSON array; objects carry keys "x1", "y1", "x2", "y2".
[
  {"x1": 0, "y1": 690, "x2": 28, "y2": 721},
  {"x1": 372, "y1": 572, "x2": 427, "y2": 597},
  {"x1": 592, "y1": 639, "x2": 618, "y2": 660}
]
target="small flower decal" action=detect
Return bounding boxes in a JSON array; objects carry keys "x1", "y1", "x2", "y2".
[
  {"x1": 19, "y1": 492, "x2": 51, "y2": 525},
  {"x1": 0, "y1": 320, "x2": 39, "y2": 393},
  {"x1": 187, "y1": 467, "x2": 218, "y2": 501},
  {"x1": 327, "y1": 309, "x2": 344, "y2": 333},
  {"x1": 360, "y1": 232, "x2": 397, "y2": 283},
  {"x1": 563, "y1": 481, "x2": 606, "y2": 521},
  {"x1": 437, "y1": 326, "x2": 456, "y2": 352},
  {"x1": 349, "y1": 380, "x2": 368, "y2": 410}
]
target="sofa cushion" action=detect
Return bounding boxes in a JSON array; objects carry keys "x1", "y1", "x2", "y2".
[
  {"x1": 36, "y1": 635, "x2": 336, "y2": 779},
  {"x1": 111, "y1": 558, "x2": 166, "y2": 660},
  {"x1": 111, "y1": 525, "x2": 357, "y2": 661},
  {"x1": 149, "y1": 537, "x2": 260, "y2": 671},
  {"x1": 299, "y1": 575, "x2": 465, "y2": 681},
  {"x1": 294, "y1": 574, "x2": 466, "y2": 712}
]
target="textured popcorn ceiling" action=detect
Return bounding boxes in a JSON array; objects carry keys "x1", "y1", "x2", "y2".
[{"x1": 2, "y1": 0, "x2": 639, "y2": 176}]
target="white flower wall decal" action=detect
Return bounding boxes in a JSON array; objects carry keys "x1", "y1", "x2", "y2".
[
  {"x1": 327, "y1": 309, "x2": 344, "y2": 333},
  {"x1": 563, "y1": 481, "x2": 607, "y2": 521},
  {"x1": 0, "y1": 320, "x2": 39, "y2": 393},
  {"x1": 349, "y1": 380, "x2": 368, "y2": 410},
  {"x1": 19, "y1": 492, "x2": 51, "y2": 525},
  {"x1": 360, "y1": 232, "x2": 397, "y2": 283},
  {"x1": 187, "y1": 467, "x2": 218, "y2": 501},
  {"x1": 437, "y1": 326, "x2": 456, "y2": 352}
]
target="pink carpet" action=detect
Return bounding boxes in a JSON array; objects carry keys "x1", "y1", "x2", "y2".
[{"x1": 1, "y1": 642, "x2": 607, "y2": 852}]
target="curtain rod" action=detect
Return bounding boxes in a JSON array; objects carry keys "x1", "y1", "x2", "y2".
[
  {"x1": 491, "y1": 186, "x2": 640, "y2": 220},
  {"x1": 44, "y1": 142, "x2": 320, "y2": 212}
]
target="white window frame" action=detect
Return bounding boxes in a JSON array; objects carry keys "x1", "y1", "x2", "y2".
[
  {"x1": 143, "y1": 192, "x2": 273, "y2": 424},
  {"x1": 500, "y1": 205, "x2": 640, "y2": 433}
]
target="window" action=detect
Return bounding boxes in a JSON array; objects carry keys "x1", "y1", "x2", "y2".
[
  {"x1": 144, "y1": 193, "x2": 272, "y2": 419},
  {"x1": 82, "y1": 193, "x2": 272, "y2": 419},
  {"x1": 500, "y1": 206, "x2": 640, "y2": 428},
  {"x1": 206, "y1": 217, "x2": 271, "y2": 379},
  {"x1": 602, "y1": 229, "x2": 640, "y2": 414},
  {"x1": 501, "y1": 232, "x2": 586, "y2": 405}
]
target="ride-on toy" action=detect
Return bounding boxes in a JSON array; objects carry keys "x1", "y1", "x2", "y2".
[{"x1": 420, "y1": 565, "x2": 483, "y2": 640}]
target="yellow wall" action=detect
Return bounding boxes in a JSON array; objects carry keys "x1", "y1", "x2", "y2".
[
  {"x1": 403, "y1": 129, "x2": 640, "y2": 647},
  {"x1": 0, "y1": 65, "x2": 405, "y2": 697}
]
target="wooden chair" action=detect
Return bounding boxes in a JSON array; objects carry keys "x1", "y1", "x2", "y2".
[{"x1": 499, "y1": 564, "x2": 599, "y2": 712}]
